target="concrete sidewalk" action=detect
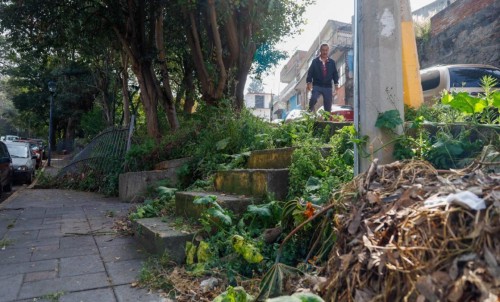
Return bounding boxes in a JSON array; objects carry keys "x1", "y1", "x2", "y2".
[{"x1": 0, "y1": 188, "x2": 165, "y2": 302}]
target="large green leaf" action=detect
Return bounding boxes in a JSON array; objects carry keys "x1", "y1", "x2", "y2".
[
  {"x1": 231, "y1": 235, "x2": 263, "y2": 264},
  {"x1": 375, "y1": 110, "x2": 403, "y2": 129},
  {"x1": 441, "y1": 90, "x2": 453, "y2": 104},
  {"x1": 213, "y1": 286, "x2": 254, "y2": 302},
  {"x1": 305, "y1": 176, "x2": 321, "y2": 192},
  {"x1": 196, "y1": 240, "x2": 211, "y2": 263},
  {"x1": 216, "y1": 138, "x2": 230, "y2": 150},
  {"x1": 157, "y1": 186, "x2": 177, "y2": 198},
  {"x1": 447, "y1": 92, "x2": 487, "y2": 114},
  {"x1": 207, "y1": 208, "x2": 232, "y2": 225},
  {"x1": 247, "y1": 204, "x2": 271, "y2": 217},
  {"x1": 193, "y1": 195, "x2": 218, "y2": 205},
  {"x1": 492, "y1": 91, "x2": 500, "y2": 109},
  {"x1": 185, "y1": 242, "x2": 196, "y2": 265}
]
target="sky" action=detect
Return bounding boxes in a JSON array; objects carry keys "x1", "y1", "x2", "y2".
[{"x1": 261, "y1": 0, "x2": 436, "y2": 94}]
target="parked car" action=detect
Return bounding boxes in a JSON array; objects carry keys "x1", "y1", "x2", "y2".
[
  {"x1": 285, "y1": 105, "x2": 355, "y2": 123},
  {"x1": 15, "y1": 139, "x2": 42, "y2": 168},
  {"x1": 284, "y1": 109, "x2": 310, "y2": 123},
  {"x1": 317, "y1": 105, "x2": 354, "y2": 122},
  {"x1": 420, "y1": 64, "x2": 500, "y2": 104},
  {"x1": 5, "y1": 141, "x2": 36, "y2": 184},
  {"x1": 0, "y1": 135, "x2": 20, "y2": 142},
  {"x1": 0, "y1": 141, "x2": 13, "y2": 194},
  {"x1": 30, "y1": 139, "x2": 47, "y2": 159}
]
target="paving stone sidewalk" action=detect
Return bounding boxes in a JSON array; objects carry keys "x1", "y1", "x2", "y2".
[{"x1": 0, "y1": 188, "x2": 166, "y2": 302}]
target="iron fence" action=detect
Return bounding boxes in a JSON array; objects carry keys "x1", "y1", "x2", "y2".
[{"x1": 57, "y1": 118, "x2": 134, "y2": 179}]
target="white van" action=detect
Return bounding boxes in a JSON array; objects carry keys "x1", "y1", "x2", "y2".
[
  {"x1": 420, "y1": 64, "x2": 500, "y2": 104},
  {"x1": 5, "y1": 141, "x2": 36, "y2": 184}
]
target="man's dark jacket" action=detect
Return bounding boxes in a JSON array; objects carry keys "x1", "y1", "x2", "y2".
[{"x1": 306, "y1": 57, "x2": 339, "y2": 88}]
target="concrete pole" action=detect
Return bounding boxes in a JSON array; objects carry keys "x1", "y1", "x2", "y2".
[{"x1": 355, "y1": 0, "x2": 405, "y2": 174}]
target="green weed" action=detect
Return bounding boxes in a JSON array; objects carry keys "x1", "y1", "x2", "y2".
[
  {"x1": 34, "y1": 291, "x2": 65, "y2": 302},
  {"x1": 0, "y1": 238, "x2": 14, "y2": 248}
]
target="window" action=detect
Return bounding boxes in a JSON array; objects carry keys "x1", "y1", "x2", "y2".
[
  {"x1": 255, "y1": 95, "x2": 265, "y2": 108},
  {"x1": 449, "y1": 67, "x2": 500, "y2": 88},
  {"x1": 0, "y1": 143, "x2": 8, "y2": 158},
  {"x1": 421, "y1": 70, "x2": 440, "y2": 91}
]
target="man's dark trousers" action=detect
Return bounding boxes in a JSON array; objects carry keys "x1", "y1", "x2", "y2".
[{"x1": 309, "y1": 86, "x2": 333, "y2": 112}]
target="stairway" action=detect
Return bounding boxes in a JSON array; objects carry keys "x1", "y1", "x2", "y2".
[{"x1": 132, "y1": 147, "x2": 295, "y2": 263}]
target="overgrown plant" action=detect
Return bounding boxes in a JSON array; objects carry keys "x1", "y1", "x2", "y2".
[
  {"x1": 184, "y1": 195, "x2": 288, "y2": 283},
  {"x1": 396, "y1": 76, "x2": 499, "y2": 168},
  {"x1": 441, "y1": 75, "x2": 500, "y2": 124},
  {"x1": 288, "y1": 125, "x2": 355, "y2": 203},
  {"x1": 129, "y1": 187, "x2": 177, "y2": 221}
]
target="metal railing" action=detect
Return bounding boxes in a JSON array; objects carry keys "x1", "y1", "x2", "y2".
[{"x1": 57, "y1": 117, "x2": 134, "y2": 179}]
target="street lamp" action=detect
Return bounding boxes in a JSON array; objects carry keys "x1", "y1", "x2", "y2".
[{"x1": 47, "y1": 81, "x2": 56, "y2": 167}]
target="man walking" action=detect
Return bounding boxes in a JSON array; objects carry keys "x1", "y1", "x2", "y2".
[{"x1": 306, "y1": 43, "x2": 340, "y2": 112}]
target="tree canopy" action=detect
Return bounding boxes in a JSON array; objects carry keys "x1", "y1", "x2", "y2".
[{"x1": 0, "y1": 0, "x2": 312, "y2": 141}]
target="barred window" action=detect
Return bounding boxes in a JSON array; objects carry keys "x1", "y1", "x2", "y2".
[{"x1": 255, "y1": 95, "x2": 265, "y2": 108}]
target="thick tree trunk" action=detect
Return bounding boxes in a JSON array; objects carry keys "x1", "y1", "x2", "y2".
[
  {"x1": 155, "y1": 5, "x2": 179, "y2": 131},
  {"x1": 111, "y1": 1, "x2": 163, "y2": 140},
  {"x1": 131, "y1": 60, "x2": 161, "y2": 141}
]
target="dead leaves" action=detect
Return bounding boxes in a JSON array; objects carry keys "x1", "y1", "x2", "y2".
[{"x1": 320, "y1": 159, "x2": 500, "y2": 301}]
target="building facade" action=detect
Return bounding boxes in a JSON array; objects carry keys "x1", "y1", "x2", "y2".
[{"x1": 244, "y1": 92, "x2": 275, "y2": 122}]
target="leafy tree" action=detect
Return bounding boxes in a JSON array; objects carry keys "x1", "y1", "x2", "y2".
[
  {"x1": 247, "y1": 78, "x2": 265, "y2": 94},
  {"x1": 183, "y1": 0, "x2": 311, "y2": 110},
  {"x1": 252, "y1": 43, "x2": 288, "y2": 79},
  {"x1": 0, "y1": 0, "x2": 312, "y2": 142}
]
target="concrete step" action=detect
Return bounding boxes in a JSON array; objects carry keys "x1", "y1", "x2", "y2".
[
  {"x1": 119, "y1": 157, "x2": 191, "y2": 202},
  {"x1": 247, "y1": 147, "x2": 294, "y2": 169},
  {"x1": 214, "y1": 169, "x2": 289, "y2": 200},
  {"x1": 133, "y1": 217, "x2": 196, "y2": 264},
  {"x1": 154, "y1": 157, "x2": 192, "y2": 170},
  {"x1": 175, "y1": 191, "x2": 262, "y2": 219}
]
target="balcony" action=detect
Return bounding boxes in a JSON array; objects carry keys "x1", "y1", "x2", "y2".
[{"x1": 280, "y1": 50, "x2": 307, "y2": 83}]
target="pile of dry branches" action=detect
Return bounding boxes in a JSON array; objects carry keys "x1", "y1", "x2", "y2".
[{"x1": 319, "y1": 160, "x2": 499, "y2": 301}]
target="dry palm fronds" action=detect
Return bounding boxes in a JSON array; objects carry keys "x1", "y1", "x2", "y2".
[{"x1": 319, "y1": 160, "x2": 500, "y2": 302}]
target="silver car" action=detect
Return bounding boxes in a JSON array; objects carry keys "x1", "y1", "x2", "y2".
[
  {"x1": 420, "y1": 64, "x2": 500, "y2": 104},
  {"x1": 5, "y1": 141, "x2": 36, "y2": 184}
]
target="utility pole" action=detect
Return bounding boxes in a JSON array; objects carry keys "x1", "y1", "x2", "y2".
[{"x1": 354, "y1": 0, "x2": 405, "y2": 174}]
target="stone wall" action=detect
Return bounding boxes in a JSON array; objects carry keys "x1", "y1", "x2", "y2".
[{"x1": 418, "y1": 0, "x2": 499, "y2": 68}]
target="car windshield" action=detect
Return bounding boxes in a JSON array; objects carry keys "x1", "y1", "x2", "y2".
[
  {"x1": 449, "y1": 67, "x2": 500, "y2": 88},
  {"x1": 7, "y1": 145, "x2": 29, "y2": 158}
]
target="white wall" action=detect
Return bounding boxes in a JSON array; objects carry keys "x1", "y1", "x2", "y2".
[{"x1": 244, "y1": 93, "x2": 274, "y2": 121}]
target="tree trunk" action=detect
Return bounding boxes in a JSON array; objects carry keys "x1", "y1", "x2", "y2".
[
  {"x1": 131, "y1": 60, "x2": 161, "y2": 141},
  {"x1": 235, "y1": 40, "x2": 256, "y2": 110},
  {"x1": 155, "y1": 4, "x2": 179, "y2": 131},
  {"x1": 65, "y1": 117, "x2": 76, "y2": 151},
  {"x1": 111, "y1": 1, "x2": 162, "y2": 140},
  {"x1": 183, "y1": 68, "x2": 195, "y2": 113},
  {"x1": 120, "y1": 53, "x2": 131, "y2": 126}
]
